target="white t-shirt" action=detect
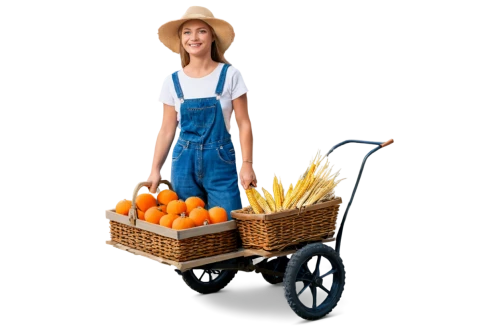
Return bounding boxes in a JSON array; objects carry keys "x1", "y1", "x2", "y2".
[{"x1": 159, "y1": 63, "x2": 248, "y2": 133}]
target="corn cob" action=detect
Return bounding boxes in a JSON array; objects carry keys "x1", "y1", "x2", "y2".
[
  {"x1": 245, "y1": 188, "x2": 263, "y2": 214},
  {"x1": 294, "y1": 165, "x2": 318, "y2": 198},
  {"x1": 262, "y1": 187, "x2": 276, "y2": 212},
  {"x1": 286, "y1": 179, "x2": 309, "y2": 208},
  {"x1": 292, "y1": 152, "x2": 326, "y2": 208},
  {"x1": 283, "y1": 179, "x2": 301, "y2": 209},
  {"x1": 288, "y1": 181, "x2": 305, "y2": 208},
  {"x1": 283, "y1": 183, "x2": 293, "y2": 207},
  {"x1": 253, "y1": 189, "x2": 272, "y2": 214},
  {"x1": 278, "y1": 177, "x2": 285, "y2": 206},
  {"x1": 273, "y1": 176, "x2": 282, "y2": 211},
  {"x1": 288, "y1": 155, "x2": 319, "y2": 208}
]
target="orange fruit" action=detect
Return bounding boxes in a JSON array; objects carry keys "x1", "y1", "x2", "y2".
[
  {"x1": 145, "y1": 206, "x2": 166, "y2": 224},
  {"x1": 135, "y1": 193, "x2": 157, "y2": 212},
  {"x1": 172, "y1": 214, "x2": 196, "y2": 230},
  {"x1": 116, "y1": 199, "x2": 132, "y2": 215},
  {"x1": 208, "y1": 206, "x2": 227, "y2": 224},
  {"x1": 185, "y1": 196, "x2": 205, "y2": 214},
  {"x1": 189, "y1": 207, "x2": 210, "y2": 226},
  {"x1": 137, "y1": 208, "x2": 145, "y2": 220},
  {"x1": 167, "y1": 200, "x2": 187, "y2": 215},
  {"x1": 159, "y1": 214, "x2": 179, "y2": 228},
  {"x1": 157, "y1": 189, "x2": 178, "y2": 206}
]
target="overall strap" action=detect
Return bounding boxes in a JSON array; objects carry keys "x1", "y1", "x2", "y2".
[
  {"x1": 214, "y1": 63, "x2": 231, "y2": 99},
  {"x1": 172, "y1": 71, "x2": 184, "y2": 102}
]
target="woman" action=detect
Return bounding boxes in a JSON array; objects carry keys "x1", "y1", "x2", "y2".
[{"x1": 147, "y1": 6, "x2": 256, "y2": 215}]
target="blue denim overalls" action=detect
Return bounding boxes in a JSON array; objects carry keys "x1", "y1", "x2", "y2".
[{"x1": 170, "y1": 63, "x2": 243, "y2": 214}]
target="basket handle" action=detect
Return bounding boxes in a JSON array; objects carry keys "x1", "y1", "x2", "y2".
[{"x1": 128, "y1": 180, "x2": 174, "y2": 226}]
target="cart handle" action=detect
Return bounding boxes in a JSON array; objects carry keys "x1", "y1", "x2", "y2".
[
  {"x1": 325, "y1": 137, "x2": 394, "y2": 252},
  {"x1": 380, "y1": 139, "x2": 394, "y2": 147},
  {"x1": 128, "y1": 180, "x2": 174, "y2": 226},
  {"x1": 324, "y1": 138, "x2": 394, "y2": 158}
]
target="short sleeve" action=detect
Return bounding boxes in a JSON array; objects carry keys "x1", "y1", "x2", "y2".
[
  {"x1": 159, "y1": 76, "x2": 175, "y2": 106},
  {"x1": 230, "y1": 67, "x2": 248, "y2": 100}
]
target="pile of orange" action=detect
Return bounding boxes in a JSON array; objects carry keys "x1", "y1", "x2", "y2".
[{"x1": 114, "y1": 189, "x2": 228, "y2": 230}]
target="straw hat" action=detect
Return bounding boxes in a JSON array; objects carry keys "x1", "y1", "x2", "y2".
[{"x1": 158, "y1": 6, "x2": 235, "y2": 54}]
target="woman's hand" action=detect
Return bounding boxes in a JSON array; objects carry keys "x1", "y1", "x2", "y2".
[
  {"x1": 240, "y1": 162, "x2": 257, "y2": 190},
  {"x1": 147, "y1": 171, "x2": 161, "y2": 194}
]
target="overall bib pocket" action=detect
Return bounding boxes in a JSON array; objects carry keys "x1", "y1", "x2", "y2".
[{"x1": 186, "y1": 105, "x2": 216, "y2": 136}]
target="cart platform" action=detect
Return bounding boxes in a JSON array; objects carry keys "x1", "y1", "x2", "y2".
[{"x1": 106, "y1": 237, "x2": 335, "y2": 271}]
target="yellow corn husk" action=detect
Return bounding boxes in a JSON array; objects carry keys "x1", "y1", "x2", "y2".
[
  {"x1": 296, "y1": 180, "x2": 321, "y2": 208},
  {"x1": 262, "y1": 187, "x2": 276, "y2": 212},
  {"x1": 286, "y1": 179, "x2": 309, "y2": 208},
  {"x1": 307, "y1": 161, "x2": 332, "y2": 197},
  {"x1": 296, "y1": 175, "x2": 320, "y2": 208},
  {"x1": 273, "y1": 176, "x2": 282, "y2": 211},
  {"x1": 305, "y1": 153, "x2": 319, "y2": 175},
  {"x1": 296, "y1": 188, "x2": 314, "y2": 208},
  {"x1": 269, "y1": 152, "x2": 328, "y2": 209},
  {"x1": 245, "y1": 188, "x2": 263, "y2": 214},
  {"x1": 319, "y1": 182, "x2": 336, "y2": 200},
  {"x1": 307, "y1": 173, "x2": 330, "y2": 195},
  {"x1": 306, "y1": 183, "x2": 334, "y2": 205},
  {"x1": 279, "y1": 178, "x2": 285, "y2": 204},
  {"x1": 283, "y1": 183, "x2": 294, "y2": 207},
  {"x1": 289, "y1": 164, "x2": 317, "y2": 208},
  {"x1": 283, "y1": 185, "x2": 295, "y2": 209},
  {"x1": 306, "y1": 179, "x2": 332, "y2": 205},
  {"x1": 284, "y1": 179, "x2": 302, "y2": 209},
  {"x1": 254, "y1": 189, "x2": 272, "y2": 214},
  {"x1": 302, "y1": 173, "x2": 317, "y2": 199},
  {"x1": 294, "y1": 152, "x2": 329, "y2": 208},
  {"x1": 294, "y1": 178, "x2": 306, "y2": 204},
  {"x1": 268, "y1": 151, "x2": 344, "y2": 209}
]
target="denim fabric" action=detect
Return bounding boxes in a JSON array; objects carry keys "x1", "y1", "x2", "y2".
[{"x1": 170, "y1": 64, "x2": 242, "y2": 214}]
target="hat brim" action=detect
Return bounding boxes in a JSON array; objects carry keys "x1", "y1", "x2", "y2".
[{"x1": 158, "y1": 17, "x2": 235, "y2": 54}]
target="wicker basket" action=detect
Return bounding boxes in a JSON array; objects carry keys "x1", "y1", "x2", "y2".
[
  {"x1": 106, "y1": 180, "x2": 238, "y2": 262},
  {"x1": 230, "y1": 197, "x2": 342, "y2": 251}
]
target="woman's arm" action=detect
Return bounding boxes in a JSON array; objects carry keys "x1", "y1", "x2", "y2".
[
  {"x1": 233, "y1": 93, "x2": 257, "y2": 190},
  {"x1": 147, "y1": 103, "x2": 178, "y2": 193}
]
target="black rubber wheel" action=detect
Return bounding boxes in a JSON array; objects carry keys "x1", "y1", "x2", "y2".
[
  {"x1": 261, "y1": 256, "x2": 290, "y2": 284},
  {"x1": 181, "y1": 268, "x2": 237, "y2": 294},
  {"x1": 283, "y1": 243, "x2": 345, "y2": 320}
]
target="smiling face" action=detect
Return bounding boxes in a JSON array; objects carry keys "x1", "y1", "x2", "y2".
[{"x1": 180, "y1": 19, "x2": 215, "y2": 57}]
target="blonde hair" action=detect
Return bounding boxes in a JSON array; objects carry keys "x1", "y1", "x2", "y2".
[{"x1": 178, "y1": 20, "x2": 231, "y2": 68}]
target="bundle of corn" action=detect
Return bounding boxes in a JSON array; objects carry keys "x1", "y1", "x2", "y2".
[{"x1": 244, "y1": 151, "x2": 344, "y2": 214}]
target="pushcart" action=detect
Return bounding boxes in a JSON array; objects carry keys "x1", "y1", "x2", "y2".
[{"x1": 106, "y1": 139, "x2": 393, "y2": 320}]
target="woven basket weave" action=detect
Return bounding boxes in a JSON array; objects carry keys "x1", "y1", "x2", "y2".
[
  {"x1": 106, "y1": 180, "x2": 238, "y2": 262},
  {"x1": 231, "y1": 198, "x2": 341, "y2": 251},
  {"x1": 109, "y1": 221, "x2": 237, "y2": 262}
]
